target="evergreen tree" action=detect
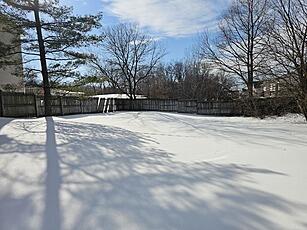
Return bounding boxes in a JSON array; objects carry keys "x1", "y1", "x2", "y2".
[{"x1": 0, "y1": 0, "x2": 102, "y2": 115}]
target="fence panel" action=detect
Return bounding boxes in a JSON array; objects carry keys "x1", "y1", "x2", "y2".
[
  {"x1": 159, "y1": 99, "x2": 178, "y2": 112},
  {"x1": 114, "y1": 99, "x2": 129, "y2": 111},
  {"x1": 50, "y1": 97, "x2": 61, "y2": 116},
  {"x1": 0, "y1": 92, "x2": 36, "y2": 117},
  {"x1": 82, "y1": 98, "x2": 99, "y2": 114},
  {"x1": 178, "y1": 100, "x2": 197, "y2": 113},
  {"x1": 115, "y1": 99, "x2": 178, "y2": 112},
  {"x1": 0, "y1": 93, "x2": 105, "y2": 117},
  {"x1": 62, "y1": 97, "x2": 82, "y2": 115},
  {"x1": 197, "y1": 101, "x2": 239, "y2": 115},
  {"x1": 37, "y1": 96, "x2": 45, "y2": 117}
]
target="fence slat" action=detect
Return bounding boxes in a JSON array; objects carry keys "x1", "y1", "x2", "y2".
[
  {"x1": 0, "y1": 90, "x2": 4, "y2": 117},
  {"x1": 59, "y1": 97, "x2": 64, "y2": 116},
  {"x1": 34, "y1": 94, "x2": 39, "y2": 117}
]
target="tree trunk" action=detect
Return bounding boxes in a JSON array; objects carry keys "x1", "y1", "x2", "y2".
[
  {"x1": 132, "y1": 86, "x2": 137, "y2": 100},
  {"x1": 247, "y1": 77, "x2": 254, "y2": 98},
  {"x1": 302, "y1": 105, "x2": 307, "y2": 122},
  {"x1": 298, "y1": 96, "x2": 307, "y2": 122},
  {"x1": 34, "y1": 0, "x2": 52, "y2": 116},
  {"x1": 129, "y1": 96, "x2": 133, "y2": 110}
]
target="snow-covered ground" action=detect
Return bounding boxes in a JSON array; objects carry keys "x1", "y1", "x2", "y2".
[{"x1": 0, "y1": 112, "x2": 307, "y2": 230}]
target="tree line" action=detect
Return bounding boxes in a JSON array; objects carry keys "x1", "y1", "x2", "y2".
[
  {"x1": 0, "y1": 0, "x2": 306, "y2": 120},
  {"x1": 200, "y1": 0, "x2": 307, "y2": 119}
]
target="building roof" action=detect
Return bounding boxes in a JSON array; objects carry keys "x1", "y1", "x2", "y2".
[{"x1": 91, "y1": 94, "x2": 147, "y2": 99}]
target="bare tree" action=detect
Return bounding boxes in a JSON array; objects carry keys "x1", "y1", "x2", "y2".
[
  {"x1": 182, "y1": 60, "x2": 235, "y2": 101},
  {"x1": 199, "y1": 0, "x2": 271, "y2": 98},
  {"x1": 138, "y1": 59, "x2": 235, "y2": 101},
  {"x1": 266, "y1": 0, "x2": 307, "y2": 120},
  {"x1": 89, "y1": 24, "x2": 165, "y2": 99}
]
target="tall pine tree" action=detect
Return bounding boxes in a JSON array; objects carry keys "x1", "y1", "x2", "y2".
[{"x1": 0, "y1": 0, "x2": 102, "y2": 115}]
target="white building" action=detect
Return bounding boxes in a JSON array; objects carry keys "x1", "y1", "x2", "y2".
[{"x1": 0, "y1": 20, "x2": 24, "y2": 91}]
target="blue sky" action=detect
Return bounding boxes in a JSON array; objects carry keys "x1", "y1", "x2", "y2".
[{"x1": 61, "y1": 0, "x2": 231, "y2": 62}]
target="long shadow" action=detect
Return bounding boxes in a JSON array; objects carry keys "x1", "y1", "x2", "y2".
[
  {"x1": 1, "y1": 115, "x2": 307, "y2": 229},
  {"x1": 52, "y1": 120, "x2": 306, "y2": 230},
  {"x1": 0, "y1": 117, "x2": 13, "y2": 130},
  {"x1": 0, "y1": 190, "x2": 35, "y2": 230},
  {"x1": 0, "y1": 117, "x2": 14, "y2": 147},
  {"x1": 42, "y1": 117, "x2": 61, "y2": 230}
]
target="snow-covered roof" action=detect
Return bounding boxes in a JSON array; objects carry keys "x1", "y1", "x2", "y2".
[{"x1": 91, "y1": 94, "x2": 147, "y2": 99}]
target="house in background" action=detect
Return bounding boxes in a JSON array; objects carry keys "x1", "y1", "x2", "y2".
[
  {"x1": 253, "y1": 79, "x2": 290, "y2": 98},
  {"x1": 253, "y1": 80, "x2": 279, "y2": 97},
  {"x1": 0, "y1": 19, "x2": 24, "y2": 92}
]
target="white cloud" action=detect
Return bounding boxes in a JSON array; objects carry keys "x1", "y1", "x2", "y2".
[{"x1": 102, "y1": 0, "x2": 231, "y2": 37}]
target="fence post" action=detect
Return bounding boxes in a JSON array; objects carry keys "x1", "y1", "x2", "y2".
[
  {"x1": 80, "y1": 99, "x2": 83, "y2": 114},
  {"x1": 113, "y1": 98, "x2": 116, "y2": 112},
  {"x1": 34, "y1": 94, "x2": 39, "y2": 117},
  {"x1": 59, "y1": 96, "x2": 64, "y2": 116},
  {"x1": 0, "y1": 90, "x2": 4, "y2": 117}
]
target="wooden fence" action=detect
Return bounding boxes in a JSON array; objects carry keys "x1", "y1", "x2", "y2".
[
  {"x1": 115, "y1": 99, "x2": 178, "y2": 112},
  {"x1": 114, "y1": 97, "x2": 298, "y2": 116},
  {"x1": 0, "y1": 91, "x2": 298, "y2": 118},
  {"x1": 0, "y1": 91, "x2": 115, "y2": 117},
  {"x1": 115, "y1": 99, "x2": 242, "y2": 115},
  {"x1": 197, "y1": 101, "x2": 242, "y2": 116}
]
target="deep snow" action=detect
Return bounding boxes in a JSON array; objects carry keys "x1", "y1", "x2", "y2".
[{"x1": 0, "y1": 112, "x2": 307, "y2": 230}]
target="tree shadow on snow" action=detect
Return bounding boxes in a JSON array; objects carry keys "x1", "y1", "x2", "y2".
[
  {"x1": 54, "y1": 120, "x2": 306, "y2": 230},
  {"x1": 0, "y1": 116, "x2": 307, "y2": 230},
  {"x1": 0, "y1": 117, "x2": 13, "y2": 131},
  {"x1": 0, "y1": 117, "x2": 14, "y2": 148},
  {"x1": 0, "y1": 117, "x2": 62, "y2": 230},
  {"x1": 0, "y1": 190, "x2": 35, "y2": 230},
  {"x1": 42, "y1": 117, "x2": 61, "y2": 230}
]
